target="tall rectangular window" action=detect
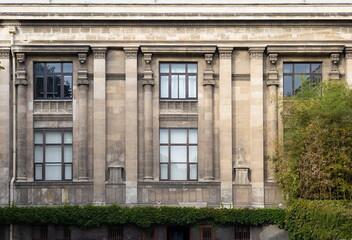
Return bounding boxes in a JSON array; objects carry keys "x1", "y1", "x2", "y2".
[
  {"x1": 283, "y1": 62, "x2": 322, "y2": 97},
  {"x1": 160, "y1": 63, "x2": 197, "y2": 99},
  {"x1": 159, "y1": 129, "x2": 197, "y2": 181},
  {"x1": 34, "y1": 129, "x2": 73, "y2": 181},
  {"x1": 32, "y1": 225, "x2": 48, "y2": 240},
  {"x1": 34, "y1": 62, "x2": 73, "y2": 99}
]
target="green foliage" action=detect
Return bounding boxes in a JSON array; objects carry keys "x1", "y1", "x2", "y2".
[
  {"x1": 285, "y1": 199, "x2": 352, "y2": 240},
  {"x1": 0, "y1": 205, "x2": 285, "y2": 229},
  {"x1": 274, "y1": 80, "x2": 352, "y2": 200}
]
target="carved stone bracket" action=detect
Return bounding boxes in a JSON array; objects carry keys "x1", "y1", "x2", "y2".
[
  {"x1": 107, "y1": 162, "x2": 125, "y2": 184},
  {"x1": 78, "y1": 53, "x2": 87, "y2": 64},
  {"x1": 203, "y1": 53, "x2": 215, "y2": 86},
  {"x1": 15, "y1": 53, "x2": 28, "y2": 86},
  {"x1": 78, "y1": 53, "x2": 89, "y2": 86},
  {"x1": 142, "y1": 53, "x2": 154, "y2": 86},
  {"x1": 329, "y1": 53, "x2": 340, "y2": 80},
  {"x1": 267, "y1": 53, "x2": 279, "y2": 86},
  {"x1": 346, "y1": 49, "x2": 352, "y2": 59}
]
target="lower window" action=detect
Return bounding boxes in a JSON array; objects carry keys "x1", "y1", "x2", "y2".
[
  {"x1": 159, "y1": 128, "x2": 198, "y2": 181},
  {"x1": 234, "y1": 225, "x2": 250, "y2": 240},
  {"x1": 34, "y1": 129, "x2": 72, "y2": 181}
]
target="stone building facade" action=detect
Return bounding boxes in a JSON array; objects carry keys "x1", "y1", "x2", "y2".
[{"x1": 0, "y1": 1, "x2": 351, "y2": 239}]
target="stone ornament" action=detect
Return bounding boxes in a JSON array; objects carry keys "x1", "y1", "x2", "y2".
[
  {"x1": 125, "y1": 51, "x2": 138, "y2": 59},
  {"x1": 203, "y1": 53, "x2": 215, "y2": 86},
  {"x1": 329, "y1": 53, "x2": 340, "y2": 80},
  {"x1": 142, "y1": 53, "x2": 154, "y2": 86},
  {"x1": 0, "y1": 51, "x2": 10, "y2": 59},
  {"x1": 267, "y1": 53, "x2": 279, "y2": 86},
  {"x1": 93, "y1": 51, "x2": 106, "y2": 59},
  {"x1": 16, "y1": 53, "x2": 25, "y2": 63},
  {"x1": 78, "y1": 53, "x2": 87, "y2": 64}
]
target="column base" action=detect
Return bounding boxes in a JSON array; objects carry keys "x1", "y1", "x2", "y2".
[
  {"x1": 78, "y1": 176, "x2": 89, "y2": 181},
  {"x1": 204, "y1": 176, "x2": 214, "y2": 181},
  {"x1": 143, "y1": 176, "x2": 154, "y2": 181},
  {"x1": 16, "y1": 177, "x2": 27, "y2": 182}
]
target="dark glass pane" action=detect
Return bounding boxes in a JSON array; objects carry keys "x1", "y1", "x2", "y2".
[
  {"x1": 283, "y1": 76, "x2": 292, "y2": 97},
  {"x1": 54, "y1": 75, "x2": 61, "y2": 98},
  {"x1": 46, "y1": 63, "x2": 61, "y2": 73},
  {"x1": 283, "y1": 63, "x2": 293, "y2": 73},
  {"x1": 312, "y1": 63, "x2": 322, "y2": 73},
  {"x1": 35, "y1": 76, "x2": 44, "y2": 98},
  {"x1": 47, "y1": 76, "x2": 54, "y2": 98},
  {"x1": 34, "y1": 63, "x2": 45, "y2": 73},
  {"x1": 63, "y1": 63, "x2": 72, "y2": 73},
  {"x1": 294, "y1": 63, "x2": 310, "y2": 73},
  {"x1": 64, "y1": 76, "x2": 72, "y2": 98},
  {"x1": 294, "y1": 76, "x2": 303, "y2": 94}
]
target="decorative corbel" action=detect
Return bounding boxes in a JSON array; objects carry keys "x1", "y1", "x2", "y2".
[
  {"x1": 77, "y1": 53, "x2": 89, "y2": 86},
  {"x1": 329, "y1": 53, "x2": 340, "y2": 80},
  {"x1": 267, "y1": 53, "x2": 279, "y2": 86},
  {"x1": 203, "y1": 53, "x2": 215, "y2": 86},
  {"x1": 142, "y1": 53, "x2": 154, "y2": 86},
  {"x1": 15, "y1": 53, "x2": 28, "y2": 86}
]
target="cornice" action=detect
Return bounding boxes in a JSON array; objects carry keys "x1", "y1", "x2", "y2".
[
  {"x1": 13, "y1": 45, "x2": 90, "y2": 54},
  {"x1": 267, "y1": 45, "x2": 344, "y2": 54},
  {"x1": 141, "y1": 46, "x2": 216, "y2": 54}
]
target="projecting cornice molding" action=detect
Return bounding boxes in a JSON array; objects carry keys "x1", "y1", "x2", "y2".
[
  {"x1": 12, "y1": 45, "x2": 90, "y2": 54},
  {"x1": 267, "y1": 45, "x2": 345, "y2": 54},
  {"x1": 141, "y1": 46, "x2": 216, "y2": 54}
]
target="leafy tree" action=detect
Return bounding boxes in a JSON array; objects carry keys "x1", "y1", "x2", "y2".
[{"x1": 274, "y1": 80, "x2": 352, "y2": 201}]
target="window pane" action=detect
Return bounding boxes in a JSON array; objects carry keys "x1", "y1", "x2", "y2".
[
  {"x1": 64, "y1": 132, "x2": 72, "y2": 144},
  {"x1": 47, "y1": 76, "x2": 54, "y2": 97},
  {"x1": 160, "y1": 164, "x2": 168, "y2": 180},
  {"x1": 64, "y1": 146, "x2": 72, "y2": 163},
  {"x1": 188, "y1": 64, "x2": 197, "y2": 73},
  {"x1": 170, "y1": 129, "x2": 187, "y2": 144},
  {"x1": 189, "y1": 129, "x2": 197, "y2": 144},
  {"x1": 35, "y1": 146, "x2": 43, "y2": 163},
  {"x1": 54, "y1": 75, "x2": 61, "y2": 98},
  {"x1": 35, "y1": 77, "x2": 44, "y2": 98},
  {"x1": 35, "y1": 63, "x2": 45, "y2": 73},
  {"x1": 160, "y1": 129, "x2": 169, "y2": 144},
  {"x1": 63, "y1": 76, "x2": 72, "y2": 98},
  {"x1": 47, "y1": 63, "x2": 61, "y2": 73},
  {"x1": 160, "y1": 146, "x2": 169, "y2": 163},
  {"x1": 160, "y1": 76, "x2": 169, "y2": 98},
  {"x1": 283, "y1": 63, "x2": 293, "y2": 73},
  {"x1": 284, "y1": 76, "x2": 293, "y2": 97},
  {"x1": 179, "y1": 75, "x2": 186, "y2": 98},
  {"x1": 46, "y1": 132, "x2": 61, "y2": 144},
  {"x1": 45, "y1": 146, "x2": 62, "y2": 162},
  {"x1": 63, "y1": 63, "x2": 72, "y2": 73},
  {"x1": 171, "y1": 75, "x2": 178, "y2": 98},
  {"x1": 294, "y1": 76, "x2": 303, "y2": 94},
  {"x1": 171, "y1": 146, "x2": 187, "y2": 163},
  {"x1": 188, "y1": 76, "x2": 197, "y2": 98},
  {"x1": 312, "y1": 63, "x2": 321, "y2": 73},
  {"x1": 189, "y1": 146, "x2": 197, "y2": 163},
  {"x1": 35, "y1": 164, "x2": 42, "y2": 180},
  {"x1": 64, "y1": 164, "x2": 72, "y2": 180},
  {"x1": 45, "y1": 164, "x2": 61, "y2": 180},
  {"x1": 171, "y1": 64, "x2": 186, "y2": 73},
  {"x1": 171, "y1": 164, "x2": 187, "y2": 180},
  {"x1": 294, "y1": 63, "x2": 309, "y2": 73},
  {"x1": 189, "y1": 164, "x2": 197, "y2": 180},
  {"x1": 160, "y1": 64, "x2": 169, "y2": 73},
  {"x1": 35, "y1": 132, "x2": 43, "y2": 144}
]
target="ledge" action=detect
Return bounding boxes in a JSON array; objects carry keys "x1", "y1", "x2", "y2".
[
  {"x1": 13, "y1": 45, "x2": 90, "y2": 54},
  {"x1": 141, "y1": 46, "x2": 216, "y2": 54},
  {"x1": 14, "y1": 181, "x2": 94, "y2": 187},
  {"x1": 267, "y1": 45, "x2": 345, "y2": 54}
]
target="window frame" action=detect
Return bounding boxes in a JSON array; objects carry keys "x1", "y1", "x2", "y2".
[
  {"x1": 159, "y1": 128, "x2": 198, "y2": 181},
  {"x1": 34, "y1": 129, "x2": 73, "y2": 181},
  {"x1": 200, "y1": 225, "x2": 215, "y2": 240},
  {"x1": 159, "y1": 62, "x2": 198, "y2": 100},
  {"x1": 34, "y1": 62, "x2": 73, "y2": 99},
  {"x1": 283, "y1": 62, "x2": 322, "y2": 97}
]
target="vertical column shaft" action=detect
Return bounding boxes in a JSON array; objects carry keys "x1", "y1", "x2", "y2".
[
  {"x1": 143, "y1": 84, "x2": 153, "y2": 180},
  {"x1": 345, "y1": 48, "x2": 352, "y2": 87},
  {"x1": 15, "y1": 53, "x2": 28, "y2": 182},
  {"x1": 249, "y1": 47, "x2": 265, "y2": 208},
  {"x1": 92, "y1": 47, "x2": 107, "y2": 204},
  {"x1": 124, "y1": 47, "x2": 139, "y2": 203},
  {"x1": 0, "y1": 48, "x2": 11, "y2": 204},
  {"x1": 218, "y1": 47, "x2": 233, "y2": 207},
  {"x1": 77, "y1": 55, "x2": 89, "y2": 181}
]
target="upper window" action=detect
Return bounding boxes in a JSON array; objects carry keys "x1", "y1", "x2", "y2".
[
  {"x1": 283, "y1": 63, "x2": 322, "y2": 97},
  {"x1": 159, "y1": 128, "x2": 198, "y2": 181},
  {"x1": 34, "y1": 62, "x2": 73, "y2": 99},
  {"x1": 160, "y1": 63, "x2": 197, "y2": 99},
  {"x1": 34, "y1": 129, "x2": 73, "y2": 181}
]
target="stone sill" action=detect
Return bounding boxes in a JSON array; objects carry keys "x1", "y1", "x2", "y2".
[
  {"x1": 138, "y1": 181, "x2": 221, "y2": 187},
  {"x1": 14, "y1": 181, "x2": 93, "y2": 187}
]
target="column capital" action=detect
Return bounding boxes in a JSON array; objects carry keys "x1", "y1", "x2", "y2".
[
  {"x1": 345, "y1": 47, "x2": 352, "y2": 59},
  {"x1": 218, "y1": 47, "x2": 233, "y2": 59},
  {"x1": 249, "y1": 47, "x2": 265, "y2": 59},
  {"x1": 124, "y1": 47, "x2": 139, "y2": 59},
  {"x1": 92, "y1": 47, "x2": 107, "y2": 59},
  {"x1": 0, "y1": 48, "x2": 10, "y2": 59}
]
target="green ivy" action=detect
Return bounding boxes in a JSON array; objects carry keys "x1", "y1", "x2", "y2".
[
  {"x1": 285, "y1": 199, "x2": 352, "y2": 240},
  {"x1": 0, "y1": 205, "x2": 285, "y2": 229}
]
